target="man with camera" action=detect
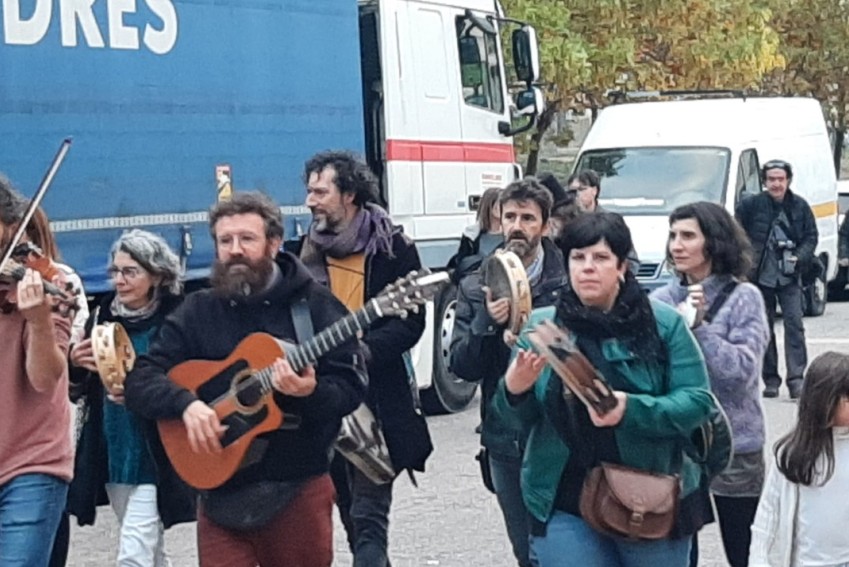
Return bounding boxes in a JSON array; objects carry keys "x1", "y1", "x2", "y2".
[{"x1": 736, "y1": 160, "x2": 818, "y2": 399}]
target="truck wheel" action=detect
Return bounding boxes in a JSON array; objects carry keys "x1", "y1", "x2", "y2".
[
  {"x1": 804, "y1": 263, "x2": 828, "y2": 317},
  {"x1": 420, "y1": 282, "x2": 478, "y2": 415}
]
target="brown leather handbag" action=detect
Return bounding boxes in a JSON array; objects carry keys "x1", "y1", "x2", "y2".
[{"x1": 579, "y1": 462, "x2": 680, "y2": 540}]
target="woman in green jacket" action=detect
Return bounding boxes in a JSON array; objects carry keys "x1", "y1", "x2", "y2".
[{"x1": 494, "y1": 212, "x2": 714, "y2": 567}]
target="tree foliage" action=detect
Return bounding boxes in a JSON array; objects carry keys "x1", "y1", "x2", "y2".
[
  {"x1": 762, "y1": 0, "x2": 849, "y2": 170},
  {"x1": 501, "y1": 0, "x2": 786, "y2": 172}
]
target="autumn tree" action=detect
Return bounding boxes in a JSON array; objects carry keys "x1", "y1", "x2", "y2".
[
  {"x1": 762, "y1": 0, "x2": 849, "y2": 172},
  {"x1": 501, "y1": 0, "x2": 784, "y2": 173}
]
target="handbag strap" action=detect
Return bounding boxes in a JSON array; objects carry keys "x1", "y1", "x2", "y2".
[{"x1": 702, "y1": 281, "x2": 738, "y2": 324}]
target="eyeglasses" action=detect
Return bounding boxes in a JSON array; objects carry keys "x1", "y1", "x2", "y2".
[{"x1": 107, "y1": 266, "x2": 143, "y2": 280}]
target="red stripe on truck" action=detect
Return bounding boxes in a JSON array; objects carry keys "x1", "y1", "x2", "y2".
[{"x1": 386, "y1": 140, "x2": 516, "y2": 163}]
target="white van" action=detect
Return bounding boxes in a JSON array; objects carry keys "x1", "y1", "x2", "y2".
[{"x1": 573, "y1": 96, "x2": 839, "y2": 315}]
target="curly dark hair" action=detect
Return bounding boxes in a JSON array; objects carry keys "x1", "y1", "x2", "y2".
[
  {"x1": 208, "y1": 191, "x2": 284, "y2": 241},
  {"x1": 303, "y1": 150, "x2": 379, "y2": 207},
  {"x1": 667, "y1": 201, "x2": 753, "y2": 279}
]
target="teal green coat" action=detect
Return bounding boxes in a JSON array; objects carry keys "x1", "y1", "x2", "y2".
[{"x1": 491, "y1": 301, "x2": 714, "y2": 524}]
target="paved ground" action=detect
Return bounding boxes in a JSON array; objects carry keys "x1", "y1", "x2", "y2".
[{"x1": 66, "y1": 299, "x2": 849, "y2": 566}]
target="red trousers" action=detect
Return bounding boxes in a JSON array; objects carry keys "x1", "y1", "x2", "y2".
[{"x1": 198, "y1": 474, "x2": 335, "y2": 567}]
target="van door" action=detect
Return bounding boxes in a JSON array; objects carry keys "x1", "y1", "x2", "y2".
[{"x1": 735, "y1": 148, "x2": 762, "y2": 206}]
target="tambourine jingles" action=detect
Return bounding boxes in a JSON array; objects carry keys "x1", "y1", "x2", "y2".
[
  {"x1": 92, "y1": 322, "x2": 136, "y2": 392},
  {"x1": 483, "y1": 249, "x2": 532, "y2": 334}
]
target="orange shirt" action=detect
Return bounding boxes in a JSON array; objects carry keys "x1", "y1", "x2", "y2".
[{"x1": 327, "y1": 253, "x2": 366, "y2": 312}]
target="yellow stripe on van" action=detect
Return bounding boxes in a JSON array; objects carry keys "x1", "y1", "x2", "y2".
[{"x1": 811, "y1": 201, "x2": 837, "y2": 219}]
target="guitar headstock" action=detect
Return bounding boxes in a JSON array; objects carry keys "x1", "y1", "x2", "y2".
[{"x1": 374, "y1": 269, "x2": 450, "y2": 318}]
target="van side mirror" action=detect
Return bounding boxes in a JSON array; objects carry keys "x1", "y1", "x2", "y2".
[
  {"x1": 499, "y1": 86, "x2": 545, "y2": 135},
  {"x1": 512, "y1": 26, "x2": 540, "y2": 85},
  {"x1": 516, "y1": 86, "x2": 544, "y2": 116}
]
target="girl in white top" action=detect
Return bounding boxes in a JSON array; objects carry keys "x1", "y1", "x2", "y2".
[{"x1": 750, "y1": 351, "x2": 849, "y2": 567}]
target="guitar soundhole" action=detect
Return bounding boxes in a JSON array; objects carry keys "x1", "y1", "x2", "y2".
[{"x1": 234, "y1": 374, "x2": 264, "y2": 409}]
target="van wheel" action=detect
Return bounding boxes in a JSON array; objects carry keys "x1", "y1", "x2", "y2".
[
  {"x1": 804, "y1": 266, "x2": 827, "y2": 317},
  {"x1": 420, "y1": 282, "x2": 477, "y2": 415}
]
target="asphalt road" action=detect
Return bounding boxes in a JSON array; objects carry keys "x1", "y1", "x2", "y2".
[{"x1": 66, "y1": 298, "x2": 849, "y2": 567}]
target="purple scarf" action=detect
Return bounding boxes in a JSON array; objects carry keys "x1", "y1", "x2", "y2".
[{"x1": 301, "y1": 203, "x2": 395, "y2": 286}]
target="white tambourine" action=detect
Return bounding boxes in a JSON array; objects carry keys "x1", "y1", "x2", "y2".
[
  {"x1": 91, "y1": 322, "x2": 136, "y2": 393},
  {"x1": 483, "y1": 250, "x2": 533, "y2": 335}
]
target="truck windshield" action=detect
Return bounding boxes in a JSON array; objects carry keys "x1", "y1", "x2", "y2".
[{"x1": 574, "y1": 147, "x2": 731, "y2": 215}]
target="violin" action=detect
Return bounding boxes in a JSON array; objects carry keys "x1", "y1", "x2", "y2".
[
  {"x1": 0, "y1": 243, "x2": 79, "y2": 317},
  {"x1": 0, "y1": 138, "x2": 74, "y2": 316}
]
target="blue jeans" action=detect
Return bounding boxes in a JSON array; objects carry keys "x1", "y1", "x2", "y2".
[
  {"x1": 0, "y1": 474, "x2": 69, "y2": 567},
  {"x1": 489, "y1": 452, "x2": 537, "y2": 567},
  {"x1": 331, "y1": 455, "x2": 394, "y2": 567},
  {"x1": 532, "y1": 511, "x2": 691, "y2": 567}
]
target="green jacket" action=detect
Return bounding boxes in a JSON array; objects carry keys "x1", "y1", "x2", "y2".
[{"x1": 491, "y1": 301, "x2": 714, "y2": 523}]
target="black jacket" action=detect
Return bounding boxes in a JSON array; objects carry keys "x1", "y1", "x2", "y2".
[
  {"x1": 450, "y1": 238, "x2": 568, "y2": 455},
  {"x1": 289, "y1": 230, "x2": 434, "y2": 473},
  {"x1": 67, "y1": 293, "x2": 196, "y2": 529},
  {"x1": 125, "y1": 253, "x2": 367, "y2": 490},
  {"x1": 735, "y1": 189, "x2": 818, "y2": 282},
  {"x1": 839, "y1": 213, "x2": 849, "y2": 260}
]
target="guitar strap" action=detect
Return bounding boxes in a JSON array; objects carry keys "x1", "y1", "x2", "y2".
[{"x1": 290, "y1": 296, "x2": 315, "y2": 343}]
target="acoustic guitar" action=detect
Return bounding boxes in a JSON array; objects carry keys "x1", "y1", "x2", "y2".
[{"x1": 157, "y1": 269, "x2": 449, "y2": 490}]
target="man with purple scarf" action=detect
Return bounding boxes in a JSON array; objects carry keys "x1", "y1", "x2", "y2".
[{"x1": 292, "y1": 150, "x2": 433, "y2": 567}]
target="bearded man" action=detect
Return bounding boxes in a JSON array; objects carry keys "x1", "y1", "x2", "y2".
[
  {"x1": 125, "y1": 191, "x2": 366, "y2": 567},
  {"x1": 449, "y1": 177, "x2": 568, "y2": 567}
]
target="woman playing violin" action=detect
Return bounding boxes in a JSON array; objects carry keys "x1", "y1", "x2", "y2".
[
  {"x1": 0, "y1": 176, "x2": 75, "y2": 566},
  {"x1": 66, "y1": 229, "x2": 195, "y2": 566}
]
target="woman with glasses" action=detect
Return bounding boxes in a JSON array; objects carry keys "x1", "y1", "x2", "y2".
[{"x1": 66, "y1": 229, "x2": 194, "y2": 566}]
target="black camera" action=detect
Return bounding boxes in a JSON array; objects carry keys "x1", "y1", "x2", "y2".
[{"x1": 777, "y1": 239, "x2": 797, "y2": 276}]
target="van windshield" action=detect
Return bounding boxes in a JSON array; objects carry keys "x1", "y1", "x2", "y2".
[{"x1": 574, "y1": 147, "x2": 731, "y2": 215}]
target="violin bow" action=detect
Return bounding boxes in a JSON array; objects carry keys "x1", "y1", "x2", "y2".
[{"x1": 0, "y1": 138, "x2": 73, "y2": 276}]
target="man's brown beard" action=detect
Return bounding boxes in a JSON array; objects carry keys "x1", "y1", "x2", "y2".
[{"x1": 210, "y1": 256, "x2": 275, "y2": 298}]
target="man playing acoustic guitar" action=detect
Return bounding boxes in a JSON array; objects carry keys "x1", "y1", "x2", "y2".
[{"x1": 125, "y1": 192, "x2": 367, "y2": 567}]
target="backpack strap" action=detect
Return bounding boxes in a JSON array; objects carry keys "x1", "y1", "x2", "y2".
[
  {"x1": 290, "y1": 296, "x2": 315, "y2": 343},
  {"x1": 703, "y1": 281, "x2": 738, "y2": 325}
]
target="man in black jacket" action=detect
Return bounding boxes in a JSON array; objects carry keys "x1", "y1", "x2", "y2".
[
  {"x1": 450, "y1": 178, "x2": 568, "y2": 567},
  {"x1": 295, "y1": 150, "x2": 433, "y2": 567},
  {"x1": 125, "y1": 192, "x2": 366, "y2": 567},
  {"x1": 735, "y1": 160, "x2": 818, "y2": 399}
]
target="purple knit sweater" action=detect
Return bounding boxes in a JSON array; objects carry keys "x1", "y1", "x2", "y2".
[{"x1": 651, "y1": 275, "x2": 769, "y2": 453}]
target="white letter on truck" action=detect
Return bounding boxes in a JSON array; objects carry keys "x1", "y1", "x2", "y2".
[
  {"x1": 60, "y1": 0, "x2": 105, "y2": 48},
  {"x1": 108, "y1": 0, "x2": 139, "y2": 49},
  {"x1": 3, "y1": 0, "x2": 51, "y2": 45},
  {"x1": 143, "y1": 0, "x2": 176, "y2": 55}
]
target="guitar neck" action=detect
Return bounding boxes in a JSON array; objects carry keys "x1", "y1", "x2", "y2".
[{"x1": 287, "y1": 300, "x2": 381, "y2": 372}]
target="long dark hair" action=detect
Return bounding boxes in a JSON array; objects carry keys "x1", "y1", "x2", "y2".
[
  {"x1": 775, "y1": 351, "x2": 849, "y2": 486},
  {"x1": 667, "y1": 202, "x2": 753, "y2": 279}
]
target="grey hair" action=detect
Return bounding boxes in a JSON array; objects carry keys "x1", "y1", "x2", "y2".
[{"x1": 110, "y1": 229, "x2": 183, "y2": 295}]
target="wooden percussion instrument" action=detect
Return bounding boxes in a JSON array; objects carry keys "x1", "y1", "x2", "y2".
[
  {"x1": 526, "y1": 320, "x2": 618, "y2": 416},
  {"x1": 92, "y1": 322, "x2": 136, "y2": 393},
  {"x1": 483, "y1": 250, "x2": 532, "y2": 334}
]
